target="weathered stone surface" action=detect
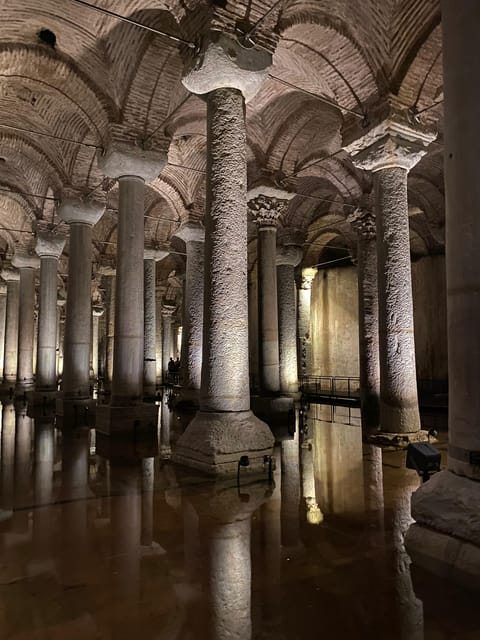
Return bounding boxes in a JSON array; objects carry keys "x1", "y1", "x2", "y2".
[
  {"x1": 173, "y1": 410, "x2": 274, "y2": 475},
  {"x1": 35, "y1": 232, "x2": 66, "y2": 260},
  {"x1": 182, "y1": 31, "x2": 271, "y2": 102},
  {"x1": 58, "y1": 198, "x2": 104, "y2": 227},
  {"x1": 12, "y1": 253, "x2": 39, "y2": 270},
  {"x1": 97, "y1": 143, "x2": 166, "y2": 183},
  {"x1": 410, "y1": 470, "x2": 480, "y2": 546}
]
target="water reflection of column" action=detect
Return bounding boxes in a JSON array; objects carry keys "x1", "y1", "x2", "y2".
[
  {"x1": 392, "y1": 472, "x2": 424, "y2": 640},
  {"x1": 160, "y1": 394, "x2": 172, "y2": 457},
  {"x1": 192, "y1": 484, "x2": 270, "y2": 640},
  {"x1": 141, "y1": 457, "x2": 154, "y2": 547},
  {"x1": 33, "y1": 417, "x2": 55, "y2": 552},
  {"x1": 60, "y1": 431, "x2": 90, "y2": 586},
  {"x1": 300, "y1": 432, "x2": 323, "y2": 525},
  {"x1": 13, "y1": 404, "x2": 32, "y2": 531},
  {"x1": 281, "y1": 430, "x2": 301, "y2": 547},
  {"x1": 261, "y1": 444, "x2": 282, "y2": 631},
  {"x1": 0, "y1": 402, "x2": 15, "y2": 520},
  {"x1": 110, "y1": 460, "x2": 141, "y2": 600}
]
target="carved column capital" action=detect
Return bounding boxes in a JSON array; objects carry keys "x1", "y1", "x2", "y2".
[
  {"x1": 344, "y1": 107, "x2": 436, "y2": 173},
  {"x1": 249, "y1": 194, "x2": 289, "y2": 228}
]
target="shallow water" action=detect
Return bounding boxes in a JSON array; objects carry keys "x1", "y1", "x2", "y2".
[{"x1": 0, "y1": 398, "x2": 476, "y2": 639}]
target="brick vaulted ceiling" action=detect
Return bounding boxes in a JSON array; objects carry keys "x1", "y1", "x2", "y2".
[{"x1": 0, "y1": 0, "x2": 443, "y2": 287}]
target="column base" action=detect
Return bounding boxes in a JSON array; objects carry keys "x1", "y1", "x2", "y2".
[
  {"x1": 96, "y1": 402, "x2": 158, "y2": 438},
  {"x1": 56, "y1": 396, "x2": 96, "y2": 429},
  {"x1": 380, "y1": 401, "x2": 422, "y2": 435},
  {"x1": 366, "y1": 429, "x2": 429, "y2": 448},
  {"x1": 172, "y1": 409, "x2": 274, "y2": 476},
  {"x1": 405, "y1": 469, "x2": 480, "y2": 590},
  {"x1": 26, "y1": 389, "x2": 58, "y2": 406}
]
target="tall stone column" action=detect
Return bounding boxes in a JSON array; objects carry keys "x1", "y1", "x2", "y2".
[
  {"x1": 34, "y1": 232, "x2": 66, "y2": 393},
  {"x1": 58, "y1": 198, "x2": 104, "y2": 400},
  {"x1": 12, "y1": 253, "x2": 39, "y2": 388},
  {"x1": 348, "y1": 202, "x2": 381, "y2": 434},
  {"x1": 161, "y1": 304, "x2": 175, "y2": 382},
  {"x1": 102, "y1": 270, "x2": 116, "y2": 388},
  {"x1": 277, "y1": 244, "x2": 302, "y2": 394},
  {"x1": 173, "y1": 223, "x2": 205, "y2": 403},
  {"x1": 1, "y1": 269, "x2": 19, "y2": 385},
  {"x1": 345, "y1": 113, "x2": 434, "y2": 437},
  {"x1": 97, "y1": 143, "x2": 165, "y2": 433},
  {"x1": 406, "y1": 1, "x2": 480, "y2": 587},
  {"x1": 249, "y1": 192, "x2": 290, "y2": 394},
  {"x1": 0, "y1": 284, "x2": 7, "y2": 377},
  {"x1": 92, "y1": 305, "x2": 104, "y2": 381},
  {"x1": 296, "y1": 268, "x2": 316, "y2": 378},
  {"x1": 174, "y1": 31, "x2": 274, "y2": 474},
  {"x1": 143, "y1": 250, "x2": 167, "y2": 397},
  {"x1": 56, "y1": 299, "x2": 65, "y2": 379}
]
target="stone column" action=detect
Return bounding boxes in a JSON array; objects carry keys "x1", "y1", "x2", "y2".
[
  {"x1": 97, "y1": 146, "x2": 165, "y2": 410},
  {"x1": 249, "y1": 192, "x2": 290, "y2": 394},
  {"x1": 1, "y1": 269, "x2": 19, "y2": 384},
  {"x1": 348, "y1": 202, "x2": 381, "y2": 434},
  {"x1": 155, "y1": 290, "x2": 163, "y2": 382},
  {"x1": 0, "y1": 284, "x2": 7, "y2": 377},
  {"x1": 143, "y1": 250, "x2": 167, "y2": 397},
  {"x1": 277, "y1": 244, "x2": 302, "y2": 394},
  {"x1": 406, "y1": 1, "x2": 480, "y2": 587},
  {"x1": 103, "y1": 271, "x2": 116, "y2": 387},
  {"x1": 174, "y1": 31, "x2": 274, "y2": 474},
  {"x1": 173, "y1": 223, "x2": 205, "y2": 402},
  {"x1": 161, "y1": 304, "x2": 175, "y2": 382},
  {"x1": 56, "y1": 299, "x2": 65, "y2": 379},
  {"x1": 296, "y1": 268, "x2": 316, "y2": 378},
  {"x1": 58, "y1": 198, "x2": 104, "y2": 400},
  {"x1": 345, "y1": 113, "x2": 435, "y2": 437},
  {"x1": 92, "y1": 305, "x2": 104, "y2": 381},
  {"x1": 34, "y1": 232, "x2": 66, "y2": 392},
  {"x1": 12, "y1": 253, "x2": 39, "y2": 388}
]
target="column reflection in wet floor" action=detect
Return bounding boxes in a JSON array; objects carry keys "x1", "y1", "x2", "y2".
[
  {"x1": 59, "y1": 428, "x2": 90, "y2": 588},
  {"x1": 32, "y1": 414, "x2": 55, "y2": 554},
  {"x1": 13, "y1": 402, "x2": 32, "y2": 533},
  {"x1": 1, "y1": 401, "x2": 15, "y2": 522},
  {"x1": 186, "y1": 481, "x2": 271, "y2": 640}
]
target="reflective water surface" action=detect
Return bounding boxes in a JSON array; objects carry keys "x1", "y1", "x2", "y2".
[{"x1": 0, "y1": 398, "x2": 477, "y2": 639}]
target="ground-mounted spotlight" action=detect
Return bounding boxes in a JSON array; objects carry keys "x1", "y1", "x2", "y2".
[{"x1": 406, "y1": 442, "x2": 441, "y2": 482}]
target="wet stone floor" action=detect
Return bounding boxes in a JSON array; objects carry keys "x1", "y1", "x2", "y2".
[{"x1": 0, "y1": 398, "x2": 477, "y2": 639}]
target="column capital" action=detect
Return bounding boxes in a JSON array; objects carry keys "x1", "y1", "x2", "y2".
[
  {"x1": 182, "y1": 31, "x2": 271, "y2": 102},
  {"x1": 144, "y1": 248, "x2": 169, "y2": 261},
  {"x1": 173, "y1": 221, "x2": 205, "y2": 244},
  {"x1": 98, "y1": 264, "x2": 116, "y2": 276},
  {"x1": 344, "y1": 110, "x2": 436, "y2": 172},
  {"x1": 1, "y1": 267, "x2": 19, "y2": 282},
  {"x1": 12, "y1": 253, "x2": 40, "y2": 270},
  {"x1": 35, "y1": 231, "x2": 66, "y2": 259},
  {"x1": 97, "y1": 142, "x2": 166, "y2": 183},
  {"x1": 347, "y1": 196, "x2": 376, "y2": 239},
  {"x1": 276, "y1": 244, "x2": 303, "y2": 268},
  {"x1": 58, "y1": 197, "x2": 105, "y2": 226},
  {"x1": 296, "y1": 267, "x2": 317, "y2": 290},
  {"x1": 248, "y1": 192, "x2": 291, "y2": 228}
]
